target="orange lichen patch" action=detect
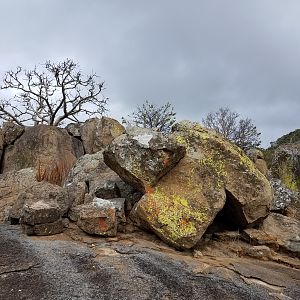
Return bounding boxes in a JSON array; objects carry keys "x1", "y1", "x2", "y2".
[
  {"x1": 146, "y1": 186, "x2": 154, "y2": 195},
  {"x1": 98, "y1": 217, "x2": 109, "y2": 232}
]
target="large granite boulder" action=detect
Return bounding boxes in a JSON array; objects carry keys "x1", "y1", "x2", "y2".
[
  {"x1": 80, "y1": 117, "x2": 125, "y2": 154},
  {"x1": 103, "y1": 127, "x2": 186, "y2": 193},
  {"x1": 133, "y1": 122, "x2": 272, "y2": 249},
  {"x1": 0, "y1": 168, "x2": 37, "y2": 223},
  {"x1": 2, "y1": 125, "x2": 79, "y2": 185},
  {"x1": 270, "y1": 142, "x2": 300, "y2": 192}
]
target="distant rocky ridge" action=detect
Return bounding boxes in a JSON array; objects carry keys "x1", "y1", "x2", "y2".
[{"x1": 0, "y1": 118, "x2": 299, "y2": 257}]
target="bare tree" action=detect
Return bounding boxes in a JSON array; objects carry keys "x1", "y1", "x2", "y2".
[
  {"x1": 0, "y1": 58, "x2": 108, "y2": 126},
  {"x1": 122, "y1": 100, "x2": 176, "y2": 133},
  {"x1": 202, "y1": 107, "x2": 261, "y2": 151}
]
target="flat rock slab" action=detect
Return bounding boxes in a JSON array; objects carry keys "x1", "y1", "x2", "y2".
[{"x1": 2, "y1": 225, "x2": 299, "y2": 300}]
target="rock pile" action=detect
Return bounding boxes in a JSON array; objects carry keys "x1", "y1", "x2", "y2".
[{"x1": 0, "y1": 118, "x2": 298, "y2": 256}]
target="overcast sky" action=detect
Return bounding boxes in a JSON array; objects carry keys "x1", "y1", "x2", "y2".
[{"x1": 0, "y1": 0, "x2": 299, "y2": 147}]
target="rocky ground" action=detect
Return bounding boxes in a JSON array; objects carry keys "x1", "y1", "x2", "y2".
[{"x1": 1, "y1": 224, "x2": 299, "y2": 300}]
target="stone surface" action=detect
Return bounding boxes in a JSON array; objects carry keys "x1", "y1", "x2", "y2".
[
  {"x1": 0, "y1": 128, "x2": 3, "y2": 163},
  {"x1": 80, "y1": 117, "x2": 125, "y2": 154},
  {"x1": 260, "y1": 213, "x2": 300, "y2": 255},
  {"x1": 0, "y1": 168, "x2": 37, "y2": 223},
  {"x1": 3, "y1": 225, "x2": 297, "y2": 300},
  {"x1": 270, "y1": 142, "x2": 300, "y2": 192},
  {"x1": 135, "y1": 121, "x2": 272, "y2": 249},
  {"x1": 76, "y1": 198, "x2": 117, "y2": 236},
  {"x1": 2, "y1": 125, "x2": 78, "y2": 186},
  {"x1": 103, "y1": 127, "x2": 186, "y2": 193},
  {"x1": 65, "y1": 122, "x2": 82, "y2": 137},
  {"x1": 2, "y1": 121, "x2": 25, "y2": 146}
]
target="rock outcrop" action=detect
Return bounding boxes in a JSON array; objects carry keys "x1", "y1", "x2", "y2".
[
  {"x1": 2, "y1": 125, "x2": 79, "y2": 185},
  {"x1": 103, "y1": 127, "x2": 186, "y2": 193},
  {"x1": 106, "y1": 122, "x2": 272, "y2": 249}
]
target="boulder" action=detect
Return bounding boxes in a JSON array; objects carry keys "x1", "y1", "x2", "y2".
[
  {"x1": 270, "y1": 142, "x2": 300, "y2": 192},
  {"x1": 260, "y1": 213, "x2": 300, "y2": 255},
  {"x1": 135, "y1": 121, "x2": 272, "y2": 249},
  {"x1": 2, "y1": 121, "x2": 25, "y2": 146},
  {"x1": 246, "y1": 148, "x2": 268, "y2": 176},
  {"x1": 66, "y1": 123, "x2": 82, "y2": 137},
  {"x1": 10, "y1": 181, "x2": 71, "y2": 225},
  {"x1": 2, "y1": 125, "x2": 78, "y2": 186},
  {"x1": 103, "y1": 127, "x2": 186, "y2": 193},
  {"x1": 0, "y1": 168, "x2": 37, "y2": 223},
  {"x1": 80, "y1": 117, "x2": 125, "y2": 154},
  {"x1": 75, "y1": 198, "x2": 118, "y2": 236}
]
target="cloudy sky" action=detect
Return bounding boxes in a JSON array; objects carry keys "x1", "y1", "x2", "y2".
[{"x1": 0, "y1": 0, "x2": 299, "y2": 147}]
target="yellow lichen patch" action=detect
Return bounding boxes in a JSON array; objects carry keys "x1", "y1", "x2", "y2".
[
  {"x1": 145, "y1": 188, "x2": 208, "y2": 241},
  {"x1": 199, "y1": 154, "x2": 226, "y2": 188},
  {"x1": 175, "y1": 135, "x2": 189, "y2": 148}
]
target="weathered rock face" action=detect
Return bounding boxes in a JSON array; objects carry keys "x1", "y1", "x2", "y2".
[
  {"x1": 2, "y1": 125, "x2": 79, "y2": 186},
  {"x1": 270, "y1": 143, "x2": 300, "y2": 192},
  {"x1": 134, "y1": 122, "x2": 272, "y2": 249},
  {"x1": 75, "y1": 198, "x2": 118, "y2": 236},
  {"x1": 2, "y1": 122, "x2": 25, "y2": 146},
  {"x1": 80, "y1": 117, "x2": 125, "y2": 154},
  {"x1": 247, "y1": 148, "x2": 268, "y2": 176},
  {"x1": 103, "y1": 127, "x2": 186, "y2": 193},
  {"x1": 260, "y1": 213, "x2": 300, "y2": 255},
  {"x1": 0, "y1": 168, "x2": 37, "y2": 223}
]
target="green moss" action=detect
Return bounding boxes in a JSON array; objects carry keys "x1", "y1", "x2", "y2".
[{"x1": 146, "y1": 188, "x2": 208, "y2": 240}]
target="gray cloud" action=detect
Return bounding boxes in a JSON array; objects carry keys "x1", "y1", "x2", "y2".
[{"x1": 0, "y1": 0, "x2": 299, "y2": 147}]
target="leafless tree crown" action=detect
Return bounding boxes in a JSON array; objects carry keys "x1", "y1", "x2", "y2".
[
  {"x1": 0, "y1": 58, "x2": 108, "y2": 126},
  {"x1": 202, "y1": 107, "x2": 261, "y2": 151},
  {"x1": 122, "y1": 100, "x2": 176, "y2": 133}
]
